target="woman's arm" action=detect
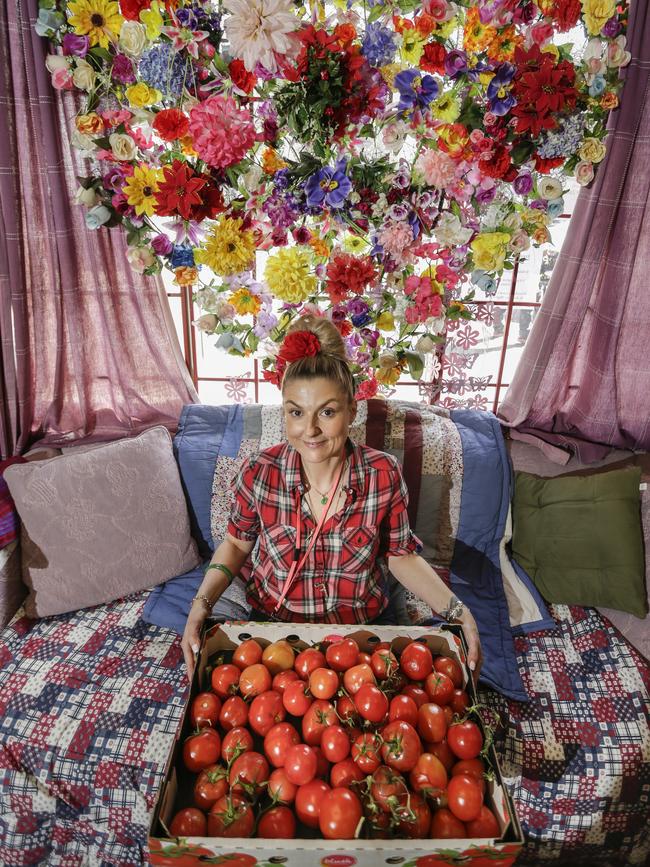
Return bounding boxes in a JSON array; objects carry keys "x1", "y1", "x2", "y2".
[
  {"x1": 388, "y1": 553, "x2": 482, "y2": 679},
  {"x1": 181, "y1": 533, "x2": 255, "y2": 680}
]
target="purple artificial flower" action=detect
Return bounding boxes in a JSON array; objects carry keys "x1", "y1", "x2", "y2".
[
  {"x1": 151, "y1": 233, "x2": 173, "y2": 256},
  {"x1": 103, "y1": 166, "x2": 126, "y2": 192},
  {"x1": 360, "y1": 328, "x2": 379, "y2": 348},
  {"x1": 271, "y1": 226, "x2": 289, "y2": 246},
  {"x1": 513, "y1": 172, "x2": 533, "y2": 195},
  {"x1": 292, "y1": 226, "x2": 312, "y2": 244},
  {"x1": 530, "y1": 199, "x2": 547, "y2": 211},
  {"x1": 388, "y1": 203, "x2": 409, "y2": 221},
  {"x1": 394, "y1": 69, "x2": 438, "y2": 113},
  {"x1": 444, "y1": 50, "x2": 468, "y2": 79},
  {"x1": 331, "y1": 307, "x2": 347, "y2": 324},
  {"x1": 601, "y1": 17, "x2": 621, "y2": 37},
  {"x1": 486, "y1": 63, "x2": 516, "y2": 116},
  {"x1": 347, "y1": 298, "x2": 369, "y2": 317},
  {"x1": 304, "y1": 159, "x2": 352, "y2": 209},
  {"x1": 262, "y1": 118, "x2": 279, "y2": 142},
  {"x1": 112, "y1": 54, "x2": 136, "y2": 85},
  {"x1": 475, "y1": 185, "x2": 497, "y2": 205},
  {"x1": 62, "y1": 33, "x2": 89, "y2": 57}
]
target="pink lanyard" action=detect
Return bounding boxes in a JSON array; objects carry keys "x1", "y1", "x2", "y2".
[{"x1": 273, "y1": 459, "x2": 347, "y2": 614}]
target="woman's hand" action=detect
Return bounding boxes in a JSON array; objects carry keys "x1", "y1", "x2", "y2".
[
  {"x1": 458, "y1": 607, "x2": 482, "y2": 686},
  {"x1": 181, "y1": 601, "x2": 208, "y2": 682}
]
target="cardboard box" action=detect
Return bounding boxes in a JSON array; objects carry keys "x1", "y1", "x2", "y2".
[{"x1": 149, "y1": 622, "x2": 523, "y2": 867}]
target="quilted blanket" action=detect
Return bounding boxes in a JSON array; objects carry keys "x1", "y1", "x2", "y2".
[{"x1": 0, "y1": 595, "x2": 648, "y2": 866}]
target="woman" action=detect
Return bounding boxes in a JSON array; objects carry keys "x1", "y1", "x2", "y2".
[{"x1": 181, "y1": 315, "x2": 482, "y2": 679}]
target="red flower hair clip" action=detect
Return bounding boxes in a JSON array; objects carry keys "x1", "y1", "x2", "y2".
[{"x1": 278, "y1": 330, "x2": 321, "y2": 363}]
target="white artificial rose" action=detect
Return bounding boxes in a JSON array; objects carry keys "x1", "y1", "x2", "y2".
[
  {"x1": 70, "y1": 129, "x2": 97, "y2": 153},
  {"x1": 72, "y1": 59, "x2": 96, "y2": 91},
  {"x1": 538, "y1": 177, "x2": 563, "y2": 200},
  {"x1": 74, "y1": 185, "x2": 100, "y2": 207},
  {"x1": 425, "y1": 314, "x2": 446, "y2": 334},
  {"x1": 508, "y1": 228, "x2": 530, "y2": 253},
  {"x1": 109, "y1": 132, "x2": 137, "y2": 161},
  {"x1": 119, "y1": 21, "x2": 147, "y2": 56},
  {"x1": 503, "y1": 211, "x2": 523, "y2": 231},
  {"x1": 435, "y1": 213, "x2": 473, "y2": 247},
  {"x1": 127, "y1": 246, "x2": 156, "y2": 273},
  {"x1": 45, "y1": 54, "x2": 70, "y2": 73},
  {"x1": 214, "y1": 300, "x2": 236, "y2": 323},
  {"x1": 195, "y1": 313, "x2": 218, "y2": 332},
  {"x1": 583, "y1": 38, "x2": 604, "y2": 62},
  {"x1": 241, "y1": 164, "x2": 263, "y2": 193},
  {"x1": 415, "y1": 335, "x2": 436, "y2": 353},
  {"x1": 607, "y1": 35, "x2": 631, "y2": 68}
]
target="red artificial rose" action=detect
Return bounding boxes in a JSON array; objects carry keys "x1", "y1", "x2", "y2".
[
  {"x1": 553, "y1": 0, "x2": 581, "y2": 31},
  {"x1": 279, "y1": 331, "x2": 321, "y2": 363},
  {"x1": 420, "y1": 41, "x2": 446, "y2": 74},
  {"x1": 355, "y1": 377, "x2": 379, "y2": 400},
  {"x1": 534, "y1": 154, "x2": 565, "y2": 173},
  {"x1": 479, "y1": 145, "x2": 512, "y2": 179},
  {"x1": 119, "y1": 0, "x2": 151, "y2": 21},
  {"x1": 263, "y1": 367, "x2": 284, "y2": 389},
  {"x1": 153, "y1": 108, "x2": 189, "y2": 142},
  {"x1": 229, "y1": 59, "x2": 257, "y2": 94}
]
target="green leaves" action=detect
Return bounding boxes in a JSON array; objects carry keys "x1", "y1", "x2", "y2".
[{"x1": 404, "y1": 351, "x2": 424, "y2": 381}]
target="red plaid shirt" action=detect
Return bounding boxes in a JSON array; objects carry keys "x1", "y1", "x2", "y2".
[{"x1": 227, "y1": 439, "x2": 422, "y2": 624}]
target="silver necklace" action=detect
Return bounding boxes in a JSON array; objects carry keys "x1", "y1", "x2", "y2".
[{"x1": 304, "y1": 458, "x2": 348, "y2": 505}]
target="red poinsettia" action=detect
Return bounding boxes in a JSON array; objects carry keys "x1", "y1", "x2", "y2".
[
  {"x1": 153, "y1": 108, "x2": 189, "y2": 142},
  {"x1": 154, "y1": 161, "x2": 206, "y2": 221},
  {"x1": 326, "y1": 253, "x2": 377, "y2": 304},
  {"x1": 512, "y1": 46, "x2": 577, "y2": 136},
  {"x1": 119, "y1": 0, "x2": 151, "y2": 21},
  {"x1": 279, "y1": 331, "x2": 321, "y2": 363}
]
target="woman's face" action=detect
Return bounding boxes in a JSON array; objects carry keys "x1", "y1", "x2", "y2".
[{"x1": 283, "y1": 377, "x2": 356, "y2": 467}]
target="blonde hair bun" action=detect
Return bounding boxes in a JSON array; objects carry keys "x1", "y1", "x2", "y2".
[
  {"x1": 286, "y1": 314, "x2": 347, "y2": 362},
  {"x1": 282, "y1": 314, "x2": 355, "y2": 401}
]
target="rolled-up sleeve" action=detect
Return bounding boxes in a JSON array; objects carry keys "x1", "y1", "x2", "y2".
[
  {"x1": 227, "y1": 458, "x2": 260, "y2": 542},
  {"x1": 381, "y1": 462, "x2": 423, "y2": 558}
]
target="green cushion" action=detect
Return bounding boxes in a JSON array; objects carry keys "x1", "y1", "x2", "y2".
[{"x1": 512, "y1": 467, "x2": 648, "y2": 618}]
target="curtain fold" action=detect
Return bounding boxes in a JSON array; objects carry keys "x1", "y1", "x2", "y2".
[
  {"x1": 498, "y1": 0, "x2": 650, "y2": 462},
  {"x1": 0, "y1": 0, "x2": 198, "y2": 460}
]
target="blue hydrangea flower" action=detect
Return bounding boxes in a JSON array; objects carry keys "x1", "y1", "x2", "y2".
[
  {"x1": 304, "y1": 159, "x2": 352, "y2": 209},
  {"x1": 138, "y1": 44, "x2": 195, "y2": 99},
  {"x1": 170, "y1": 245, "x2": 195, "y2": 268},
  {"x1": 537, "y1": 115, "x2": 585, "y2": 159},
  {"x1": 394, "y1": 70, "x2": 438, "y2": 114},
  {"x1": 361, "y1": 22, "x2": 396, "y2": 67}
]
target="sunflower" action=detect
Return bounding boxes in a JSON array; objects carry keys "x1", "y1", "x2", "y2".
[
  {"x1": 123, "y1": 165, "x2": 162, "y2": 217},
  {"x1": 67, "y1": 0, "x2": 123, "y2": 50},
  {"x1": 194, "y1": 217, "x2": 256, "y2": 276}
]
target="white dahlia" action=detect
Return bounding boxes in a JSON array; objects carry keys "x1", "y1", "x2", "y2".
[{"x1": 223, "y1": 0, "x2": 298, "y2": 73}]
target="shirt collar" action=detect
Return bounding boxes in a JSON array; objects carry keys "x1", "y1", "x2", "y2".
[{"x1": 283, "y1": 438, "x2": 363, "y2": 495}]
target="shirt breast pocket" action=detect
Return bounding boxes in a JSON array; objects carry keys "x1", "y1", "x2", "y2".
[
  {"x1": 341, "y1": 525, "x2": 377, "y2": 570},
  {"x1": 264, "y1": 524, "x2": 297, "y2": 566}
]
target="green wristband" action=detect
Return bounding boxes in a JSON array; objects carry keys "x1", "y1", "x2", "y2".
[{"x1": 205, "y1": 562, "x2": 234, "y2": 583}]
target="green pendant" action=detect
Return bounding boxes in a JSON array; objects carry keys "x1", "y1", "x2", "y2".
[{"x1": 321, "y1": 494, "x2": 328, "y2": 505}]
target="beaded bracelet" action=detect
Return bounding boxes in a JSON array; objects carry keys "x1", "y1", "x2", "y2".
[
  {"x1": 441, "y1": 594, "x2": 465, "y2": 622},
  {"x1": 191, "y1": 594, "x2": 214, "y2": 614}
]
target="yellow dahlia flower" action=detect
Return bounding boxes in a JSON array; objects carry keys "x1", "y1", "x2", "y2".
[
  {"x1": 67, "y1": 0, "x2": 123, "y2": 49},
  {"x1": 195, "y1": 217, "x2": 256, "y2": 276},
  {"x1": 123, "y1": 164, "x2": 162, "y2": 217},
  {"x1": 264, "y1": 247, "x2": 317, "y2": 303}
]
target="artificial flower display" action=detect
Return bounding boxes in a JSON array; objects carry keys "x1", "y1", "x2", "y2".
[{"x1": 37, "y1": 0, "x2": 630, "y2": 399}]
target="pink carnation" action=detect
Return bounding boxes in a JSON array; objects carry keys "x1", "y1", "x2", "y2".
[
  {"x1": 188, "y1": 95, "x2": 257, "y2": 169},
  {"x1": 377, "y1": 221, "x2": 414, "y2": 260},
  {"x1": 415, "y1": 149, "x2": 457, "y2": 190}
]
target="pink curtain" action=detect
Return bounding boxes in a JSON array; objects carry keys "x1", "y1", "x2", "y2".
[
  {"x1": 498, "y1": 0, "x2": 650, "y2": 463},
  {"x1": 0, "y1": 1, "x2": 198, "y2": 460}
]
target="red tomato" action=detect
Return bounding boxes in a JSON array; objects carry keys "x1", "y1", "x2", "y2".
[
  {"x1": 452, "y1": 757, "x2": 486, "y2": 782},
  {"x1": 248, "y1": 690, "x2": 286, "y2": 737},
  {"x1": 424, "y1": 671, "x2": 454, "y2": 706},
  {"x1": 325, "y1": 638, "x2": 359, "y2": 672},
  {"x1": 352, "y1": 732, "x2": 383, "y2": 773},
  {"x1": 427, "y1": 738, "x2": 456, "y2": 772},
  {"x1": 401, "y1": 684, "x2": 429, "y2": 708},
  {"x1": 272, "y1": 669, "x2": 300, "y2": 694},
  {"x1": 330, "y1": 757, "x2": 365, "y2": 788},
  {"x1": 371, "y1": 648, "x2": 398, "y2": 680},
  {"x1": 169, "y1": 807, "x2": 207, "y2": 837},
  {"x1": 219, "y1": 696, "x2": 248, "y2": 731},
  {"x1": 183, "y1": 727, "x2": 221, "y2": 773},
  {"x1": 268, "y1": 767, "x2": 297, "y2": 804},
  {"x1": 380, "y1": 720, "x2": 422, "y2": 772},
  {"x1": 409, "y1": 752, "x2": 448, "y2": 795},
  {"x1": 335, "y1": 694, "x2": 358, "y2": 723},
  {"x1": 342, "y1": 663, "x2": 376, "y2": 696},
  {"x1": 321, "y1": 725, "x2": 351, "y2": 763},
  {"x1": 396, "y1": 791, "x2": 431, "y2": 839},
  {"x1": 221, "y1": 726, "x2": 254, "y2": 764},
  {"x1": 262, "y1": 640, "x2": 295, "y2": 675},
  {"x1": 310, "y1": 667, "x2": 340, "y2": 700},
  {"x1": 447, "y1": 720, "x2": 483, "y2": 760},
  {"x1": 302, "y1": 699, "x2": 337, "y2": 746},
  {"x1": 207, "y1": 793, "x2": 255, "y2": 838},
  {"x1": 263, "y1": 721, "x2": 300, "y2": 768},
  {"x1": 238, "y1": 663, "x2": 272, "y2": 698},
  {"x1": 257, "y1": 804, "x2": 296, "y2": 839},
  {"x1": 193, "y1": 763, "x2": 228, "y2": 811},
  {"x1": 354, "y1": 683, "x2": 389, "y2": 723},
  {"x1": 358, "y1": 651, "x2": 372, "y2": 665},
  {"x1": 282, "y1": 680, "x2": 313, "y2": 716},
  {"x1": 284, "y1": 743, "x2": 318, "y2": 786},
  {"x1": 210, "y1": 663, "x2": 240, "y2": 699},
  {"x1": 229, "y1": 751, "x2": 270, "y2": 797},
  {"x1": 294, "y1": 647, "x2": 326, "y2": 680},
  {"x1": 449, "y1": 688, "x2": 470, "y2": 717},
  {"x1": 190, "y1": 692, "x2": 222, "y2": 729},
  {"x1": 319, "y1": 787, "x2": 363, "y2": 839},
  {"x1": 366, "y1": 807, "x2": 392, "y2": 839},
  {"x1": 400, "y1": 641, "x2": 433, "y2": 680},
  {"x1": 295, "y1": 779, "x2": 330, "y2": 829},
  {"x1": 389, "y1": 694, "x2": 419, "y2": 728},
  {"x1": 433, "y1": 655, "x2": 464, "y2": 688},
  {"x1": 417, "y1": 702, "x2": 448, "y2": 743},
  {"x1": 430, "y1": 806, "x2": 467, "y2": 839},
  {"x1": 465, "y1": 804, "x2": 501, "y2": 838},
  {"x1": 370, "y1": 765, "x2": 408, "y2": 813},
  {"x1": 447, "y1": 773, "x2": 484, "y2": 822},
  {"x1": 373, "y1": 640, "x2": 392, "y2": 652},
  {"x1": 313, "y1": 745, "x2": 330, "y2": 780},
  {"x1": 232, "y1": 638, "x2": 263, "y2": 671}
]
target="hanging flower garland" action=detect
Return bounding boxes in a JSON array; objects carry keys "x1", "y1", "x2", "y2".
[{"x1": 36, "y1": 0, "x2": 630, "y2": 397}]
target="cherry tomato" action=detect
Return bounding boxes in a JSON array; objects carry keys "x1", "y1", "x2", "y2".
[
  {"x1": 465, "y1": 804, "x2": 500, "y2": 838},
  {"x1": 424, "y1": 671, "x2": 455, "y2": 706},
  {"x1": 427, "y1": 738, "x2": 456, "y2": 772},
  {"x1": 371, "y1": 648, "x2": 398, "y2": 680},
  {"x1": 268, "y1": 767, "x2": 298, "y2": 804},
  {"x1": 417, "y1": 702, "x2": 448, "y2": 743},
  {"x1": 262, "y1": 640, "x2": 295, "y2": 675},
  {"x1": 449, "y1": 688, "x2": 470, "y2": 717},
  {"x1": 447, "y1": 720, "x2": 483, "y2": 760},
  {"x1": 325, "y1": 638, "x2": 359, "y2": 672},
  {"x1": 388, "y1": 694, "x2": 419, "y2": 728},
  {"x1": 452, "y1": 757, "x2": 487, "y2": 782},
  {"x1": 190, "y1": 691, "x2": 222, "y2": 729},
  {"x1": 257, "y1": 804, "x2": 296, "y2": 839},
  {"x1": 330, "y1": 757, "x2": 365, "y2": 788},
  {"x1": 193, "y1": 763, "x2": 228, "y2": 811},
  {"x1": 401, "y1": 684, "x2": 429, "y2": 708},
  {"x1": 169, "y1": 807, "x2": 207, "y2": 837},
  {"x1": 396, "y1": 791, "x2": 431, "y2": 839},
  {"x1": 263, "y1": 721, "x2": 301, "y2": 768},
  {"x1": 302, "y1": 699, "x2": 337, "y2": 746},
  {"x1": 272, "y1": 669, "x2": 300, "y2": 694},
  {"x1": 351, "y1": 732, "x2": 382, "y2": 773},
  {"x1": 295, "y1": 779, "x2": 330, "y2": 829},
  {"x1": 248, "y1": 690, "x2": 286, "y2": 737},
  {"x1": 430, "y1": 806, "x2": 467, "y2": 839},
  {"x1": 238, "y1": 663, "x2": 272, "y2": 698},
  {"x1": 284, "y1": 743, "x2": 318, "y2": 785},
  {"x1": 207, "y1": 793, "x2": 255, "y2": 838},
  {"x1": 433, "y1": 655, "x2": 464, "y2": 688},
  {"x1": 310, "y1": 667, "x2": 340, "y2": 700},
  {"x1": 183, "y1": 727, "x2": 221, "y2": 773},
  {"x1": 447, "y1": 773, "x2": 484, "y2": 822},
  {"x1": 342, "y1": 663, "x2": 376, "y2": 696},
  {"x1": 409, "y1": 752, "x2": 448, "y2": 795},
  {"x1": 210, "y1": 663, "x2": 240, "y2": 699},
  {"x1": 319, "y1": 787, "x2": 363, "y2": 840},
  {"x1": 221, "y1": 726, "x2": 254, "y2": 764},
  {"x1": 335, "y1": 694, "x2": 358, "y2": 723},
  {"x1": 400, "y1": 641, "x2": 433, "y2": 680},
  {"x1": 229, "y1": 751, "x2": 270, "y2": 797},
  {"x1": 282, "y1": 680, "x2": 313, "y2": 716},
  {"x1": 232, "y1": 639, "x2": 263, "y2": 671},
  {"x1": 354, "y1": 683, "x2": 389, "y2": 723},
  {"x1": 380, "y1": 720, "x2": 422, "y2": 772},
  {"x1": 219, "y1": 695, "x2": 248, "y2": 731},
  {"x1": 294, "y1": 647, "x2": 326, "y2": 680},
  {"x1": 321, "y1": 725, "x2": 351, "y2": 763},
  {"x1": 370, "y1": 764, "x2": 408, "y2": 813}
]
